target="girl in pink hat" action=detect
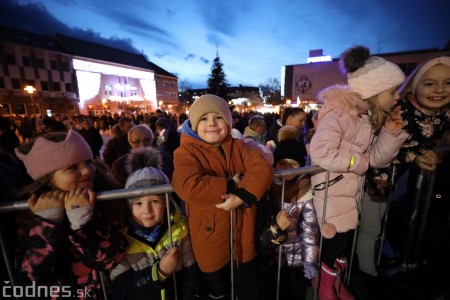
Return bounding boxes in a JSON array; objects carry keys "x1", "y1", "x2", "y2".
[
  {"x1": 12, "y1": 130, "x2": 128, "y2": 299},
  {"x1": 360, "y1": 56, "x2": 450, "y2": 284},
  {"x1": 309, "y1": 45, "x2": 408, "y2": 300}
]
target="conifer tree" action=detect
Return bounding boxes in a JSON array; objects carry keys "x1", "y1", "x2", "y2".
[{"x1": 207, "y1": 55, "x2": 228, "y2": 100}]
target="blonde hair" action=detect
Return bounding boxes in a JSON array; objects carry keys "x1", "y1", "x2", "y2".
[{"x1": 367, "y1": 96, "x2": 387, "y2": 133}]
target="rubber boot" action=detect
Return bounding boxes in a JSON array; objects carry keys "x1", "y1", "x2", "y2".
[
  {"x1": 334, "y1": 258, "x2": 355, "y2": 300},
  {"x1": 316, "y1": 263, "x2": 338, "y2": 300}
]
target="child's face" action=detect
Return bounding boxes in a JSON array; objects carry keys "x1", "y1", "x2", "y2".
[
  {"x1": 196, "y1": 112, "x2": 229, "y2": 146},
  {"x1": 414, "y1": 64, "x2": 450, "y2": 115},
  {"x1": 51, "y1": 160, "x2": 96, "y2": 191},
  {"x1": 376, "y1": 86, "x2": 400, "y2": 113},
  {"x1": 275, "y1": 159, "x2": 299, "y2": 181},
  {"x1": 131, "y1": 195, "x2": 166, "y2": 228}
]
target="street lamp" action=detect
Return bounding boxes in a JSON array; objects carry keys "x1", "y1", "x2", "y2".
[
  {"x1": 24, "y1": 85, "x2": 36, "y2": 115},
  {"x1": 159, "y1": 100, "x2": 163, "y2": 109}
]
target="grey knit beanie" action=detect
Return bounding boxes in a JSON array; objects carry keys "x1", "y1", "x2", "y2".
[{"x1": 124, "y1": 147, "x2": 169, "y2": 205}]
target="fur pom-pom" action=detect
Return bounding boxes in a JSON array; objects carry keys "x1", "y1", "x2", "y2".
[
  {"x1": 277, "y1": 125, "x2": 300, "y2": 142},
  {"x1": 321, "y1": 222, "x2": 337, "y2": 239},
  {"x1": 126, "y1": 147, "x2": 162, "y2": 174},
  {"x1": 340, "y1": 45, "x2": 371, "y2": 74}
]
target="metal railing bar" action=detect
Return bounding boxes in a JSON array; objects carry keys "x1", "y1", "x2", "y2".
[{"x1": 0, "y1": 166, "x2": 327, "y2": 213}]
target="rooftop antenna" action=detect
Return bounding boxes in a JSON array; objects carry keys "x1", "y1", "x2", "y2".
[{"x1": 377, "y1": 41, "x2": 382, "y2": 54}]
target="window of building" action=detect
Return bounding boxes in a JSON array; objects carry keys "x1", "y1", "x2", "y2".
[
  {"x1": 25, "y1": 80, "x2": 35, "y2": 87},
  {"x1": 60, "y1": 62, "x2": 69, "y2": 72},
  {"x1": 53, "y1": 82, "x2": 61, "y2": 91},
  {"x1": 11, "y1": 78, "x2": 21, "y2": 89},
  {"x1": 0, "y1": 103, "x2": 11, "y2": 115},
  {"x1": 15, "y1": 103, "x2": 26, "y2": 115},
  {"x1": 5, "y1": 53, "x2": 16, "y2": 65},
  {"x1": 130, "y1": 90, "x2": 137, "y2": 96},
  {"x1": 41, "y1": 81, "x2": 49, "y2": 91},
  {"x1": 104, "y1": 84, "x2": 112, "y2": 96},
  {"x1": 35, "y1": 58, "x2": 45, "y2": 68},
  {"x1": 50, "y1": 60, "x2": 58, "y2": 70},
  {"x1": 119, "y1": 91, "x2": 125, "y2": 97},
  {"x1": 22, "y1": 56, "x2": 31, "y2": 66},
  {"x1": 68, "y1": 104, "x2": 75, "y2": 111},
  {"x1": 0, "y1": 78, "x2": 4, "y2": 89},
  {"x1": 65, "y1": 83, "x2": 73, "y2": 92}
]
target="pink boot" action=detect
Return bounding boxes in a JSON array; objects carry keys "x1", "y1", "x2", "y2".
[
  {"x1": 314, "y1": 263, "x2": 338, "y2": 300},
  {"x1": 334, "y1": 258, "x2": 355, "y2": 300}
]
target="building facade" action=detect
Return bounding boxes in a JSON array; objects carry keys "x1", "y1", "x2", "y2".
[
  {"x1": 0, "y1": 26, "x2": 178, "y2": 117},
  {"x1": 0, "y1": 26, "x2": 80, "y2": 116}
]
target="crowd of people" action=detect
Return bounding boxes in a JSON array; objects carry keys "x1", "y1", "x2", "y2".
[{"x1": 0, "y1": 47, "x2": 449, "y2": 300}]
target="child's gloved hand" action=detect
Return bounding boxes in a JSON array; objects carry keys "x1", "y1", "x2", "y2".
[{"x1": 303, "y1": 262, "x2": 318, "y2": 279}]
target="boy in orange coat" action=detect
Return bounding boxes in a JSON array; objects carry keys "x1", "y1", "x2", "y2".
[{"x1": 172, "y1": 94, "x2": 274, "y2": 300}]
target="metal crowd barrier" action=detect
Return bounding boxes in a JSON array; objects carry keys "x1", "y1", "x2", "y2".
[{"x1": 0, "y1": 165, "x2": 436, "y2": 300}]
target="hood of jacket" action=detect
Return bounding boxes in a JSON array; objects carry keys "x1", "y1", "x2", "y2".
[{"x1": 318, "y1": 84, "x2": 369, "y2": 123}]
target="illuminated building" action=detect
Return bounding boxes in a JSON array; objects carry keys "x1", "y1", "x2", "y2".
[{"x1": 0, "y1": 25, "x2": 178, "y2": 117}]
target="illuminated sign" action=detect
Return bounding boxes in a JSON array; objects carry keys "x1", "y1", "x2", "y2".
[{"x1": 307, "y1": 55, "x2": 332, "y2": 63}]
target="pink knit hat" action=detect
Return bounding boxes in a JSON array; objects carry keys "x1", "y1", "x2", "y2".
[
  {"x1": 15, "y1": 130, "x2": 93, "y2": 179},
  {"x1": 400, "y1": 56, "x2": 450, "y2": 96},
  {"x1": 347, "y1": 56, "x2": 405, "y2": 99}
]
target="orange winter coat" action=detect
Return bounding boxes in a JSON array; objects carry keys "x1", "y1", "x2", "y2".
[{"x1": 172, "y1": 133, "x2": 273, "y2": 272}]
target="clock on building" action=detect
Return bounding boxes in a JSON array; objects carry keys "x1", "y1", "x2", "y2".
[{"x1": 296, "y1": 76, "x2": 312, "y2": 93}]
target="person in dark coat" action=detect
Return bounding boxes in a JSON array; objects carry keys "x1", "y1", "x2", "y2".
[
  {"x1": 79, "y1": 118, "x2": 103, "y2": 158},
  {"x1": 111, "y1": 124, "x2": 174, "y2": 187},
  {"x1": 0, "y1": 116, "x2": 20, "y2": 155},
  {"x1": 154, "y1": 117, "x2": 180, "y2": 158},
  {"x1": 103, "y1": 117, "x2": 134, "y2": 167}
]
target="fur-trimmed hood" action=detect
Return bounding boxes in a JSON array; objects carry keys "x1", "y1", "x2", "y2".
[{"x1": 318, "y1": 84, "x2": 369, "y2": 123}]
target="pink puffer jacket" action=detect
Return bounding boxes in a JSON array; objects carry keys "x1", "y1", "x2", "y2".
[{"x1": 310, "y1": 85, "x2": 408, "y2": 233}]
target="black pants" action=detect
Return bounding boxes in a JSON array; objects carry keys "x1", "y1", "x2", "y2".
[
  {"x1": 321, "y1": 230, "x2": 354, "y2": 268},
  {"x1": 279, "y1": 266, "x2": 308, "y2": 299},
  {"x1": 203, "y1": 259, "x2": 259, "y2": 300}
]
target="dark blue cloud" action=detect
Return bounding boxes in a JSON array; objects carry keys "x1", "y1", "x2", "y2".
[
  {"x1": 0, "y1": 0, "x2": 139, "y2": 53},
  {"x1": 84, "y1": 4, "x2": 180, "y2": 51}
]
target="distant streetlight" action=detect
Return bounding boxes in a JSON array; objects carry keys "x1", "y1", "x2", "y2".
[
  {"x1": 159, "y1": 100, "x2": 163, "y2": 109},
  {"x1": 24, "y1": 85, "x2": 36, "y2": 115},
  {"x1": 286, "y1": 99, "x2": 291, "y2": 106}
]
